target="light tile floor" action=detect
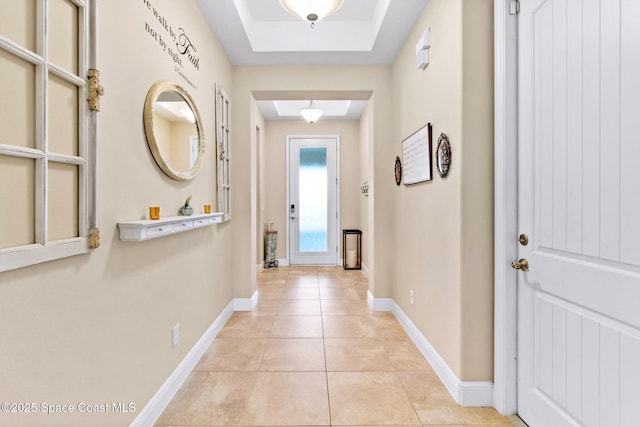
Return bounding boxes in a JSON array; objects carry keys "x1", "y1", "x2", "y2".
[{"x1": 156, "y1": 266, "x2": 512, "y2": 427}]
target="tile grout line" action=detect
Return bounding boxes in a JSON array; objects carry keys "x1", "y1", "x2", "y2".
[
  {"x1": 318, "y1": 273, "x2": 334, "y2": 427},
  {"x1": 373, "y1": 298, "x2": 425, "y2": 426}
]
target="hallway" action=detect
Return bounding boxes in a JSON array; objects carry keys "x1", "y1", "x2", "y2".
[{"x1": 155, "y1": 266, "x2": 509, "y2": 426}]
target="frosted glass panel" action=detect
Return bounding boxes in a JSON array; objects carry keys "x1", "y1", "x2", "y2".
[
  {"x1": 0, "y1": 155, "x2": 35, "y2": 248},
  {"x1": 299, "y1": 147, "x2": 327, "y2": 252},
  {"x1": 48, "y1": 162, "x2": 78, "y2": 241}
]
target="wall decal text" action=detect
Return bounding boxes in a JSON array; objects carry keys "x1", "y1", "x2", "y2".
[{"x1": 142, "y1": 0, "x2": 201, "y2": 89}]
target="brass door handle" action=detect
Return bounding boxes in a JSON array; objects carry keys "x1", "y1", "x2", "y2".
[{"x1": 511, "y1": 258, "x2": 529, "y2": 271}]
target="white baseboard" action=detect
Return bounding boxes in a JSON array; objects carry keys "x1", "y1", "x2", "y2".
[
  {"x1": 277, "y1": 258, "x2": 288, "y2": 267},
  {"x1": 367, "y1": 291, "x2": 494, "y2": 407},
  {"x1": 131, "y1": 297, "x2": 238, "y2": 426},
  {"x1": 366, "y1": 289, "x2": 393, "y2": 311},
  {"x1": 234, "y1": 290, "x2": 259, "y2": 311},
  {"x1": 256, "y1": 263, "x2": 264, "y2": 273}
]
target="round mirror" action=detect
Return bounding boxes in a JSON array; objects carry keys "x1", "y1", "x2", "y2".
[{"x1": 143, "y1": 81, "x2": 204, "y2": 180}]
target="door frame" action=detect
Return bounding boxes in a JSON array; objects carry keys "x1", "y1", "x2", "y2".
[
  {"x1": 494, "y1": 0, "x2": 519, "y2": 416},
  {"x1": 285, "y1": 134, "x2": 341, "y2": 266}
]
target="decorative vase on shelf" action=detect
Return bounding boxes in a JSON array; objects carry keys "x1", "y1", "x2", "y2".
[
  {"x1": 179, "y1": 195, "x2": 194, "y2": 216},
  {"x1": 179, "y1": 206, "x2": 194, "y2": 216}
]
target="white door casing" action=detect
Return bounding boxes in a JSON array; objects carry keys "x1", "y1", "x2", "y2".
[
  {"x1": 516, "y1": 1, "x2": 640, "y2": 426},
  {"x1": 286, "y1": 136, "x2": 340, "y2": 265},
  {"x1": 493, "y1": 0, "x2": 519, "y2": 415}
]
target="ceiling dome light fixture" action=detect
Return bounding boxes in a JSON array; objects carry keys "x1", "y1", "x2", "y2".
[
  {"x1": 279, "y1": 0, "x2": 344, "y2": 27},
  {"x1": 299, "y1": 100, "x2": 323, "y2": 123}
]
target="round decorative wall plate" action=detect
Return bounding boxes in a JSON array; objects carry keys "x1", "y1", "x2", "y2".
[
  {"x1": 436, "y1": 133, "x2": 451, "y2": 178},
  {"x1": 394, "y1": 156, "x2": 402, "y2": 186}
]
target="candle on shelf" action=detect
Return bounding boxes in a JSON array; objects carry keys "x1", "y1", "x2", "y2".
[{"x1": 149, "y1": 206, "x2": 160, "y2": 220}]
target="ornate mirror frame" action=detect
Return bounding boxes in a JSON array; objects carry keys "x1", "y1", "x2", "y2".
[{"x1": 143, "y1": 81, "x2": 205, "y2": 180}]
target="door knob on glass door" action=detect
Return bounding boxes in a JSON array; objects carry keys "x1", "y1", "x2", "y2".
[{"x1": 511, "y1": 258, "x2": 529, "y2": 271}]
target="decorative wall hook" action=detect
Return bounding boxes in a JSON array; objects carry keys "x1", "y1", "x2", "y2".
[
  {"x1": 87, "y1": 69, "x2": 104, "y2": 111},
  {"x1": 88, "y1": 227, "x2": 101, "y2": 249}
]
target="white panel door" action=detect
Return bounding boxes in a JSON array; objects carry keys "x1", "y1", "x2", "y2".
[
  {"x1": 517, "y1": 0, "x2": 640, "y2": 426},
  {"x1": 288, "y1": 137, "x2": 339, "y2": 265}
]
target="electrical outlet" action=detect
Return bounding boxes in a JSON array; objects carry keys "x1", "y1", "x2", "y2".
[
  {"x1": 172, "y1": 323, "x2": 180, "y2": 348},
  {"x1": 410, "y1": 290, "x2": 415, "y2": 305}
]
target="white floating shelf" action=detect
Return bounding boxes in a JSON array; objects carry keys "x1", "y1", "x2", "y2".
[{"x1": 118, "y1": 213, "x2": 224, "y2": 242}]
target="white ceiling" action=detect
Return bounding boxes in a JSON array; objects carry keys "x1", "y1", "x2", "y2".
[
  {"x1": 194, "y1": 0, "x2": 428, "y2": 65},
  {"x1": 194, "y1": 0, "x2": 428, "y2": 121}
]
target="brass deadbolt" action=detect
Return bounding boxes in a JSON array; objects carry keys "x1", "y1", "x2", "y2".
[{"x1": 519, "y1": 234, "x2": 529, "y2": 246}]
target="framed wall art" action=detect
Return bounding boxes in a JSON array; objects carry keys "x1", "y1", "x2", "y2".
[{"x1": 401, "y1": 123, "x2": 433, "y2": 185}]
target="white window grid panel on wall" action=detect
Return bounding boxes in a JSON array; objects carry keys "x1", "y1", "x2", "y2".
[{"x1": 0, "y1": 0, "x2": 98, "y2": 272}]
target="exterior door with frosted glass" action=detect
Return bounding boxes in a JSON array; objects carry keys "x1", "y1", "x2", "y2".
[{"x1": 288, "y1": 137, "x2": 338, "y2": 265}]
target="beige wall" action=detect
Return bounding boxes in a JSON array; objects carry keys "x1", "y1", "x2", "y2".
[
  {"x1": 229, "y1": 96, "x2": 264, "y2": 296},
  {"x1": 257, "y1": 120, "x2": 266, "y2": 266},
  {"x1": 460, "y1": 0, "x2": 495, "y2": 381},
  {"x1": 250, "y1": 99, "x2": 266, "y2": 273},
  {"x1": 0, "y1": 1, "x2": 234, "y2": 425},
  {"x1": 390, "y1": 0, "x2": 494, "y2": 380},
  {"x1": 262, "y1": 120, "x2": 361, "y2": 260},
  {"x1": 359, "y1": 103, "x2": 374, "y2": 273}
]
